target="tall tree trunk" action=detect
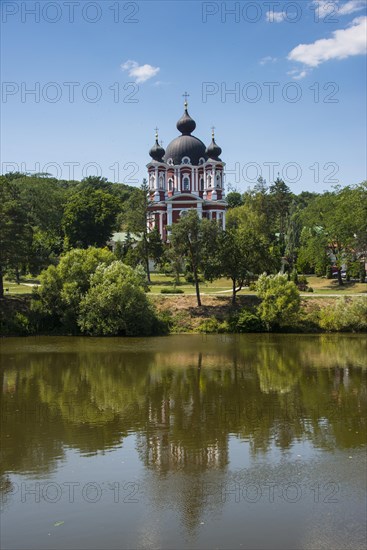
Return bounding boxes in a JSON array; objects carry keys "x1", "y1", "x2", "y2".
[
  {"x1": 194, "y1": 269, "x2": 201, "y2": 307},
  {"x1": 232, "y1": 278, "x2": 236, "y2": 305},
  {"x1": 0, "y1": 265, "x2": 4, "y2": 299},
  {"x1": 337, "y1": 268, "x2": 343, "y2": 286}
]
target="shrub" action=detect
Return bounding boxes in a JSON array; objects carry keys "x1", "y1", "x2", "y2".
[
  {"x1": 198, "y1": 318, "x2": 220, "y2": 333},
  {"x1": 160, "y1": 288, "x2": 184, "y2": 294},
  {"x1": 318, "y1": 298, "x2": 367, "y2": 332},
  {"x1": 169, "y1": 311, "x2": 192, "y2": 333},
  {"x1": 32, "y1": 247, "x2": 116, "y2": 332},
  {"x1": 256, "y1": 273, "x2": 301, "y2": 330},
  {"x1": 0, "y1": 310, "x2": 32, "y2": 336},
  {"x1": 234, "y1": 309, "x2": 263, "y2": 332},
  {"x1": 297, "y1": 275, "x2": 309, "y2": 291},
  {"x1": 78, "y1": 261, "x2": 157, "y2": 336}
]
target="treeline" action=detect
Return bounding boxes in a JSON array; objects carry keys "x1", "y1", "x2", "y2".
[
  {"x1": 226, "y1": 177, "x2": 367, "y2": 286},
  {"x1": 0, "y1": 173, "x2": 135, "y2": 297},
  {"x1": 1, "y1": 173, "x2": 366, "y2": 336}
]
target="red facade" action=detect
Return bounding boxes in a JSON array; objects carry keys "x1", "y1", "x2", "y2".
[{"x1": 147, "y1": 102, "x2": 227, "y2": 241}]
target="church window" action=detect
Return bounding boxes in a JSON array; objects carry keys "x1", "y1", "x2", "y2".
[
  {"x1": 159, "y1": 175, "x2": 164, "y2": 188},
  {"x1": 200, "y1": 178, "x2": 204, "y2": 191},
  {"x1": 207, "y1": 175, "x2": 212, "y2": 187},
  {"x1": 182, "y1": 157, "x2": 191, "y2": 165},
  {"x1": 168, "y1": 178, "x2": 173, "y2": 191},
  {"x1": 216, "y1": 173, "x2": 221, "y2": 187},
  {"x1": 183, "y1": 176, "x2": 190, "y2": 191}
]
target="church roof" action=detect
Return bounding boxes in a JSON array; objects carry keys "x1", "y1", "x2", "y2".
[
  {"x1": 154, "y1": 98, "x2": 223, "y2": 166},
  {"x1": 164, "y1": 134, "x2": 207, "y2": 165},
  {"x1": 163, "y1": 100, "x2": 208, "y2": 165}
]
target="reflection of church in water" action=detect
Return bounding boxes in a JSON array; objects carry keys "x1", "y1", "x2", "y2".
[
  {"x1": 137, "y1": 399, "x2": 228, "y2": 473},
  {"x1": 147, "y1": 95, "x2": 227, "y2": 241}
]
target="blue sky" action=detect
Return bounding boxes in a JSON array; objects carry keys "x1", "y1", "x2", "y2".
[{"x1": 1, "y1": 0, "x2": 366, "y2": 193}]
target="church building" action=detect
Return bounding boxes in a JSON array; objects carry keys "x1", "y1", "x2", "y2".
[{"x1": 147, "y1": 97, "x2": 227, "y2": 241}]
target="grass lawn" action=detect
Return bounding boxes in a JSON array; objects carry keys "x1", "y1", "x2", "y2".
[
  {"x1": 3, "y1": 279, "x2": 39, "y2": 296},
  {"x1": 4, "y1": 273, "x2": 366, "y2": 298},
  {"x1": 149, "y1": 273, "x2": 367, "y2": 296},
  {"x1": 149, "y1": 274, "x2": 235, "y2": 295},
  {"x1": 303, "y1": 275, "x2": 367, "y2": 295}
]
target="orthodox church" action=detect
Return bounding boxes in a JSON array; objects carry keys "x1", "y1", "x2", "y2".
[{"x1": 147, "y1": 96, "x2": 227, "y2": 241}]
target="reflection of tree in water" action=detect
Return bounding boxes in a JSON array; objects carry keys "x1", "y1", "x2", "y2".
[{"x1": 0, "y1": 335, "x2": 366, "y2": 530}]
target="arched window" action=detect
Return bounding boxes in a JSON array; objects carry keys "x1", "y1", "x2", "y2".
[
  {"x1": 207, "y1": 175, "x2": 212, "y2": 187},
  {"x1": 168, "y1": 178, "x2": 173, "y2": 191},
  {"x1": 159, "y1": 175, "x2": 164, "y2": 188},
  {"x1": 182, "y1": 176, "x2": 190, "y2": 191},
  {"x1": 200, "y1": 178, "x2": 204, "y2": 191},
  {"x1": 216, "y1": 172, "x2": 221, "y2": 188},
  {"x1": 150, "y1": 175, "x2": 155, "y2": 189},
  {"x1": 182, "y1": 157, "x2": 191, "y2": 165}
]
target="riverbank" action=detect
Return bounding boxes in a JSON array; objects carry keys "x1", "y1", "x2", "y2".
[{"x1": 1, "y1": 293, "x2": 366, "y2": 336}]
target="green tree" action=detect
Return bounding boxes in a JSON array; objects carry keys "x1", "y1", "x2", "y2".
[
  {"x1": 220, "y1": 205, "x2": 276, "y2": 304},
  {"x1": 226, "y1": 191, "x2": 244, "y2": 209},
  {"x1": 78, "y1": 261, "x2": 154, "y2": 336},
  {"x1": 33, "y1": 247, "x2": 115, "y2": 332},
  {"x1": 147, "y1": 227, "x2": 165, "y2": 270},
  {"x1": 169, "y1": 211, "x2": 221, "y2": 306},
  {"x1": 284, "y1": 200, "x2": 302, "y2": 272},
  {"x1": 256, "y1": 273, "x2": 301, "y2": 330},
  {"x1": 15, "y1": 175, "x2": 67, "y2": 273},
  {"x1": 268, "y1": 177, "x2": 293, "y2": 253},
  {"x1": 298, "y1": 185, "x2": 366, "y2": 284},
  {"x1": 62, "y1": 188, "x2": 120, "y2": 248},
  {"x1": 123, "y1": 180, "x2": 152, "y2": 281},
  {"x1": 0, "y1": 178, "x2": 32, "y2": 296}
]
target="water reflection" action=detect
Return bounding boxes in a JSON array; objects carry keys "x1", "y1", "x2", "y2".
[
  {"x1": 1, "y1": 334, "x2": 366, "y2": 549},
  {"x1": 1, "y1": 334, "x2": 366, "y2": 480}
]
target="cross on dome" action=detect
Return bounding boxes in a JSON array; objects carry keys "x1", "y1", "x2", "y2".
[{"x1": 182, "y1": 91, "x2": 190, "y2": 108}]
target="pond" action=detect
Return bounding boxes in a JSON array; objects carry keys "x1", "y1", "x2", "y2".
[{"x1": 0, "y1": 334, "x2": 366, "y2": 549}]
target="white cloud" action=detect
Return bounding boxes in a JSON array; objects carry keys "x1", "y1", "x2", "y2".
[
  {"x1": 312, "y1": 0, "x2": 366, "y2": 18},
  {"x1": 287, "y1": 68, "x2": 309, "y2": 80},
  {"x1": 260, "y1": 56, "x2": 278, "y2": 65},
  {"x1": 288, "y1": 16, "x2": 367, "y2": 67},
  {"x1": 339, "y1": 0, "x2": 366, "y2": 15},
  {"x1": 266, "y1": 10, "x2": 286, "y2": 22},
  {"x1": 121, "y1": 60, "x2": 160, "y2": 83}
]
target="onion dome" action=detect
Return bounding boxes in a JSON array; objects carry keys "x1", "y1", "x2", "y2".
[
  {"x1": 149, "y1": 129, "x2": 165, "y2": 162},
  {"x1": 164, "y1": 97, "x2": 207, "y2": 165},
  {"x1": 176, "y1": 100, "x2": 196, "y2": 135},
  {"x1": 164, "y1": 135, "x2": 207, "y2": 165},
  {"x1": 206, "y1": 128, "x2": 222, "y2": 160}
]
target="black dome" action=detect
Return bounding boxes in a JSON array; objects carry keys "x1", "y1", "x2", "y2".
[
  {"x1": 164, "y1": 135, "x2": 207, "y2": 165},
  {"x1": 176, "y1": 108, "x2": 196, "y2": 135},
  {"x1": 149, "y1": 133, "x2": 165, "y2": 162},
  {"x1": 206, "y1": 137, "x2": 222, "y2": 160}
]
